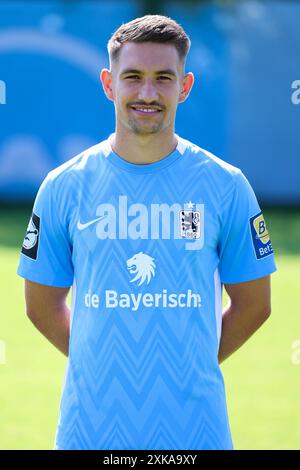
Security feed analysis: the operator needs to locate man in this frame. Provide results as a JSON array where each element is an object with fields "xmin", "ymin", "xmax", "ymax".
[{"xmin": 17, "ymin": 15, "xmax": 276, "ymax": 450}]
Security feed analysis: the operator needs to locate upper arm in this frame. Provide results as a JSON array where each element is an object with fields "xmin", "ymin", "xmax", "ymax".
[
  {"xmin": 17, "ymin": 172, "xmax": 74, "ymax": 288},
  {"xmin": 218, "ymin": 171, "xmax": 276, "ymax": 284},
  {"xmin": 224, "ymin": 274, "xmax": 271, "ymax": 317},
  {"xmin": 25, "ymin": 279, "xmax": 70, "ymax": 318}
]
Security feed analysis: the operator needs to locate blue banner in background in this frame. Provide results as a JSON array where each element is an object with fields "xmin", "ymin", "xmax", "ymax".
[
  {"xmin": 226, "ymin": 1, "xmax": 300, "ymax": 205},
  {"xmin": 0, "ymin": 1, "xmax": 299, "ymax": 204},
  {"xmin": 0, "ymin": 1, "xmax": 137, "ymax": 200},
  {"xmin": 0, "ymin": 1, "xmax": 228, "ymax": 202},
  {"xmin": 166, "ymin": 2, "xmax": 229, "ymax": 162}
]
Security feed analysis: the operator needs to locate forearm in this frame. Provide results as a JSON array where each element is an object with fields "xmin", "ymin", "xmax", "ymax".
[
  {"xmin": 27, "ymin": 304, "xmax": 70, "ymax": 357},
  {"xmin": 218, "ymin": 301, "xmax": 271, "ymax": 364}
]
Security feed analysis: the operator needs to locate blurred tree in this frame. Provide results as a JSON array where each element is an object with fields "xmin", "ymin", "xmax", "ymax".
[
  {"xmin": 139, "ymin": 0, "xmax": 164, "ymax": 15},
  {"xmin": 140, "ymin": 0, "xmax": 237, "ymax": 15},
  {"xmin": 61, "ymin": 0, "xmax": 238, "ymax": 15}
]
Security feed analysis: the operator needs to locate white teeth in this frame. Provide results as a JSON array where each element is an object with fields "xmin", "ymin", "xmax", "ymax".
[{"xmin": 133, "ymin": 107, "xmax": 159, "ymax": 113}]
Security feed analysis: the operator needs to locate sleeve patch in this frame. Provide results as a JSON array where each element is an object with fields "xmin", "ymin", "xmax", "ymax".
[
  {"xmin": 249, "ymin": 212, "xmax": 274, "ymax": 259},
  {"xmin": 21, "ymin": 212, "xmax": 40, "ymax": 260}
]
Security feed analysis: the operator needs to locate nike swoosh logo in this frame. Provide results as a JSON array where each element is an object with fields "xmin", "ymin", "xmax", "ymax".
[{"xmin": 77, "ymin": 215, "xmax": 107, "ymax": 231}]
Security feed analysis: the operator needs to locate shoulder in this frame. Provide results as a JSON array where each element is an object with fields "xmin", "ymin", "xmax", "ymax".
[
  {"xmin": 178, "ymin": 136, "xmax": 252, "ymax": 203},
  {"xmin": 46, "ymin": 139, "xmax": 109, "ymax": 187},
  {"xmin": 180, "ymin": 136, "xmax": 242, "ymax": 180},
  {"xmin": 33, "ymin": 139, "xmax": 110, "ymax": 220}
]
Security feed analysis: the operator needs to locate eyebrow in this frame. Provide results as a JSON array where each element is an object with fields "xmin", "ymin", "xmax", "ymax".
[{"xmin": 120, "ymin": 68, "xmax": 177, "ymax": 77}]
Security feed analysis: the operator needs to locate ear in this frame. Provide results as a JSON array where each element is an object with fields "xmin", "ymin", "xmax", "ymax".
[
  {"xmin": 178, "ymin": 72, "xmax": 194, "ymax": 103},
  {"xmin": 100, "ymin": 68, "xmax": 114, "ymax": 101}
]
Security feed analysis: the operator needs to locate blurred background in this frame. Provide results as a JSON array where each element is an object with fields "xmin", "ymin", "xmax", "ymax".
[{"xmin": 0, "ymin": 0, "xmax": 299, "ymax": 450}]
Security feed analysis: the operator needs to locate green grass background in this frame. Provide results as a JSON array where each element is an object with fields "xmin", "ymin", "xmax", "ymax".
[{"xmin": 0, "ymin": 206, "xmax": 299, "ymax": 449}]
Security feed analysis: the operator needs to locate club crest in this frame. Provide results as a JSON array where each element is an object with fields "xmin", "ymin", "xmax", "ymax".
[{"xmin": 179, "ymin": 210, "xmax": 201, "ymax": 239}]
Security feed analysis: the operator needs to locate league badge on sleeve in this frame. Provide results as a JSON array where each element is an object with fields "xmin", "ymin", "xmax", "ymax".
[
  {"xmin": 250, "ymin": 212, "xmax": 273, "ymax": 259},
  {"xmin": 21, "ymin": 212, "xmax": 40, "ymax": 260}
]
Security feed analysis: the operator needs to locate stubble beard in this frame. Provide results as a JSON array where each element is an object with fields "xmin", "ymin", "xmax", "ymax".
[
  {"xmin": 128, "ymin": 118, "xmax": 164, "ymax": 135},
  {"xmin": 127, "ymin": 109, "xmax": 168, "ymax": 135}
]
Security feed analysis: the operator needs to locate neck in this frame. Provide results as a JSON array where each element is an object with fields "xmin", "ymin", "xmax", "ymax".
[{"xmin": 109, "ymin": 127, "xmax": 178, "ymax": 165}]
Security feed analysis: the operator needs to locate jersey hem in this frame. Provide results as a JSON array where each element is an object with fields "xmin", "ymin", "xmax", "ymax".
[
  {"xmin": 17, "ymin": 266, "xmax": 73, "ymax": 288},
  {"xmin": 220, "ymin": 265, "xmax": 277, "ymax": 284}
]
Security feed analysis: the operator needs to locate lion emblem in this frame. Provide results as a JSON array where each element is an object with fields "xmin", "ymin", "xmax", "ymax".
[{"xmin": 127, "ymin": 252, "xmax": 156, "ymax": 286}]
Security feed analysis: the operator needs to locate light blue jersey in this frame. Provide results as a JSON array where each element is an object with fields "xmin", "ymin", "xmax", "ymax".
[{"xmin": 17, "ymin": 134, "xmax": 276, "ymax": 450}]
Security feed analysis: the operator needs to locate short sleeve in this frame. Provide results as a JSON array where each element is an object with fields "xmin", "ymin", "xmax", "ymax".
[
  {"xmin": 218, "ymin": 170, "xmax": 277, "ymax": 284},
  {"xmin": 17, "ymin": 173, "xmax": 74, "ymax": 287}
]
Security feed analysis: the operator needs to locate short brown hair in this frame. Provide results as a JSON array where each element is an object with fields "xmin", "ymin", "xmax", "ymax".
[{"xmin": 107, "ymin": 15, "xmax": 191, "ymax": 67}]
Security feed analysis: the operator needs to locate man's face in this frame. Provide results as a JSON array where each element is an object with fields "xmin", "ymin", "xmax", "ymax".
[{"xmin": 103, "ymin": 42, "xmax": 192, "ymax": 136}]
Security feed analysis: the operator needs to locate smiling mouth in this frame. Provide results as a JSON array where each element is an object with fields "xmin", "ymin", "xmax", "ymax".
[{"xmin": 129, "ymin": 105, "xmax": 163, "ymax": 115}]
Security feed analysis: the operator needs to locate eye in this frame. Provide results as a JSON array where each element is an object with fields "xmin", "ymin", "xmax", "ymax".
[
  {"xmin": 158, "ymin": 76, "xmax": 172, "ymax": 81},
  {"xmin": 125, "ymin": 75, "xmax": 140, "ymax": 80}
]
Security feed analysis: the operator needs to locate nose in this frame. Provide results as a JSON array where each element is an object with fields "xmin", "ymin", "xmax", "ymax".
[{"xmin": 137, "ymin": 78, "xmax": 159, "ymax": 102}]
